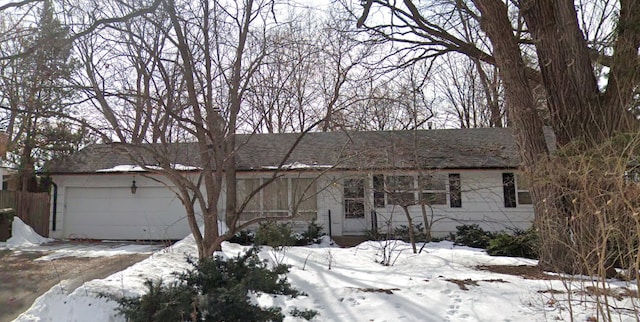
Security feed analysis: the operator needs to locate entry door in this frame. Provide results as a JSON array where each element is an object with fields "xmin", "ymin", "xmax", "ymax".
[{"xmin": 343, "ymin": 178, "xmax": 367, "ymax": 234}]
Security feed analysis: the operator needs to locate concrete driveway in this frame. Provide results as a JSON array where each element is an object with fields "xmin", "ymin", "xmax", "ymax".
[{"xmin": 0, "ymin": 241, "xmax": 164, "ymax": 321}]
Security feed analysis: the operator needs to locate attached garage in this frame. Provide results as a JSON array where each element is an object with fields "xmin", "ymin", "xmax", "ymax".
[{"xmin": 59, "ymin": 180, "xmax": 194, "ymax": 240}]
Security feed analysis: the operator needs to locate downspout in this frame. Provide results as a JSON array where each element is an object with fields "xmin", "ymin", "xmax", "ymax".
[
  {"xmin": 327, "ymin": 209, "xmax": 332, "ymax": 238},
  {"xmin": 51, "ymin": 181, "xmax": 57, "ymax": 231}
]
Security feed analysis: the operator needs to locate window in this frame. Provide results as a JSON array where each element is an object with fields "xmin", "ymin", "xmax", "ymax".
[
  {"xmin": 264, "ymin": 178, "xmax": 289, "ymax": 215},
  {"xmin": 291, "ymin": 178, "xmax": 317, "ymax": 220},
  {"xmin": 503, "ymin": 173, "xmax": 516, "ymax": 208},
  {"xmin": 236, "ymin": 178, "xmax": 261, "ymax": 220},
  {"xmin": 236, "ymin": 177, "xmax": 317, "ymax": 220},
  {"xmin": 503, "ymin": 173, "xmax": 531, "ymax": 207},
  {"xmin": 418, "ymin": 174, "xmax": 447, "ymax": 205},
  {"xmin": 449, "ymin": 174, "xmax": 462, "ymax": 208},
  {"xmin": 344, "ymin": 178, "xmax": 365, "ymax": 218},
  {"xmin": 381, "ymin": 173, "xmax": 457, "ymax": 207},
  {"xmin": 516, "ymin": 174, "xmax": 532, "ymax": 205},
  {"xmin": 386, "ymin": 175, "xmax": 415, "ymax": 205}
]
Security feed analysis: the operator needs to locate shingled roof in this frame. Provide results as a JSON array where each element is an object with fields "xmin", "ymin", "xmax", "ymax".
[{"xmin": 47, "ymin": 127, "xmax": 556, "ymax": 174}]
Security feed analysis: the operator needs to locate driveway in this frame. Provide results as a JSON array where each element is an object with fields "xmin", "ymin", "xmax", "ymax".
[{"xmin": 0, "ymin": 241, "xmax": 164, "ymax": 321}]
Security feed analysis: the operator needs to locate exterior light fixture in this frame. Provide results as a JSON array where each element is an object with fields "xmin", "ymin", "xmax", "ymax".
[{"xmin": 130, "ymin": 177, "xmax": 138, "ymax": 194}]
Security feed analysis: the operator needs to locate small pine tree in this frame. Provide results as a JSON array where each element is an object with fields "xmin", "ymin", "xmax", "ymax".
[{"xmin": 108, "ymin": 247, "xmax": 315, "ymax": 322}]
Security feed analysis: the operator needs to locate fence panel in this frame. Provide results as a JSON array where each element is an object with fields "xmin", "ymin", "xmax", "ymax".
[{"xmin": 0, "ymin": 191, "xmax": 50, "ymax": 237}]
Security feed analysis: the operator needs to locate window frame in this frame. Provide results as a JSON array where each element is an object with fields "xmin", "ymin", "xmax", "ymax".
[
  {"xmin": 236, "ymin": 177, "xmax": 317, "ymax": 220},
  {"xmin": 385, "ymin": 175, "xmax": 416, "ymax": 206},
  {"xmin": 382, "ymin": 173, "xmax": 457, "ymax": 208},
  {"xmin": 503, "ymin": 172, "xmax": 531, "ymax": 207},
  {"xmin": 418, "ymin": 174, "xmax": 448, "ymax": 206}
]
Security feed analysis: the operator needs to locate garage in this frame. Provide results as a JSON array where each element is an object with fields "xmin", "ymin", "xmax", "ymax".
[{"xmin": 63, "ymin": 186, "xmax": 193, "ymax": 240}]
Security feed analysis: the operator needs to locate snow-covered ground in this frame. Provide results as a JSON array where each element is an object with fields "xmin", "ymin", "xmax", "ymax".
[
  {"xmin": 0, "ymin": 218, "xmax": 162, "ymax": 260},
  {"xmin": 8, "ymin": 233, "xmax": 639, "ymax": 322}
]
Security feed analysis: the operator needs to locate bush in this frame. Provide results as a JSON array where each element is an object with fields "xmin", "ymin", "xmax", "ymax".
[
  {"xmin": 365, "ymin": 224, "xmax": 436, "ymax": 242},
  {"xmin": 364, "ymin": 228, "xmax": 387, "ymax": 241},
  {"xmin": 299, "ymin": 219, "xmax": 325, "ymax": 245},
  {"xmin": 487, "ymin": 228, "xmax": 538, "ymax": 259},
  {"xmin": 228, "ymin": 230, "xmax": 255, "ymax": 245},
  {"xmin": 290, "ymin": 307, "xmax": 319, "ymax": 321},
  {"xmin": 393, "ymin": 224, "xmax": 428, "ymax": 243},
  {"xmin": 254, "ymin": 222, "xmax": 298, "ymax": 248},
  {"xmin": 248, "ymin": 220, "xmax": 325, "ymax": 248},
  {"xmin": 452, "ymin": 224, "xmax": 494, "ymax": 249},
  {"xmin": 108, "ymin": 247, "xmax": 315, "ymax": 322}
]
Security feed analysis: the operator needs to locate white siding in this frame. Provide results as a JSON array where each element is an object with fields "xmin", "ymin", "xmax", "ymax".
[
  {"xmin": 50, "ymin": 174, "xmax": 203, "ymax": 240},
  {"xmin": 50, "ymin": 169, "xmax": 533, "ymax": 240},
  {"xmin": 369, "ymin": 170, "xmax": 533, "ymax": 237}
]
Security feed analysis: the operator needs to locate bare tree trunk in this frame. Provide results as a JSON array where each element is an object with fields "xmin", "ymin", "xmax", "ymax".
[
  {"xmin": 401, "ymin": 205, "xmax": 417, "ymax": 254},
  {"xmin": 520, "ymin": 0, "xmax": 638, "ymax": 145},
  {"xmin": 419, "ymin": 203, "xmax": 432, "ymax": 242},
  {"xmin": 473, "ymin": 0, "xmax": 569, "ymax": 271}
]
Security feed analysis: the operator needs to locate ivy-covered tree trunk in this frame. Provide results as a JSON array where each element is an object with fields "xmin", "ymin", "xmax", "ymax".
[
  {"xmin": 472, "ymin": 0, "xmax": 572, "ymax": 272},
  {"xmin": 473, "ymin": 0, "xmax": 640, "ymax": 272}
]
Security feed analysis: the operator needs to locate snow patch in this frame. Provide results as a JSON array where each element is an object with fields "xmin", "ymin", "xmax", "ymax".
[
  {"xmin": 96, "ymin": 164, "xmax": 201, "ymax": 172},
  {"xmin": 6, "ymin": 217, "xmax": 53, "ymax": 247},
  {"xmin": 261, "ymin": 161, "xmax": 333, "ymax": 170}
]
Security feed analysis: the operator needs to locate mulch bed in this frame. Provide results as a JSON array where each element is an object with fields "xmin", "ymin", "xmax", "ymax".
[{"xmin": 476, "ymin": 265, "xmax": 559, "ymax": 280}]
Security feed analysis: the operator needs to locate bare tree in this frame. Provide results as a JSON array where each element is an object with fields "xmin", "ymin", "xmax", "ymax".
[
  {"xmin": 242, "ymin": 14, "xmax": 322, "ymax": 133},
  {"xmin": 74, "ymin": 0, "xmax": 330, "ymax": 259},
  {"xmin": 436, "ymin": 54, "xmax": 504, "ymax": 128},
  {"xmin": 0, "ymin": 0, "xmax": 164, "ymax": 61}
]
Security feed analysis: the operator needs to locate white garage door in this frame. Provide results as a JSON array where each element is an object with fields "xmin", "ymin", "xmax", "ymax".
[{"xmin": 64, "ymin": 186, "xmax": 195, "ymax": 240}]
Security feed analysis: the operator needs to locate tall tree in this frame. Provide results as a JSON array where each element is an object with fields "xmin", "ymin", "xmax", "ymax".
[
  {"xmin": 0, "ymin": 0, "xmax": 77, "ymax": 191},
  {"xmin": 0, "ymin": 0, "xmax": 164, "ymax": 61},
  {"xmin": 76, "ymin": 0, "xmax": 326, "ymax": 259},
  {"xmin": 355, "ymin": 0, "xmax": 640, "ymax": 271}
]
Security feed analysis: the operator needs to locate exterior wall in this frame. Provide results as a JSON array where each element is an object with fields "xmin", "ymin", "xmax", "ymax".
[
  {"xmin": 365, "ymin": 169, "xmax": 533, "ymax": 236},
  {"xmin": 316, "ymin": 174, "xmax": 344, "ymax": 237},
  {"xmin": 51, "ymin": 169, "xmax": 533, "ymax": 240},
  {"xmin": 51, "ymin": 172, "xmax": 333, "ymax": 240},
  {"xmin": 49, "ymin": 173, "xmax": 207, "ymax": 240},
  {"xmin": 233, "ymin": 172, "xmax": 335, "ymax": 233}
]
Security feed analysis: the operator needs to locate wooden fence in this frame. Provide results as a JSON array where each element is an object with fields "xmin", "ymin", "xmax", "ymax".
[{"xmin": 0, "ymin": 191, "xmax": 50, "ymax": 237}]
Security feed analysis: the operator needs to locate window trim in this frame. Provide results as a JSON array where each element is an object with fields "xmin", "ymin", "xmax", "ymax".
[
  {"xmin": 382, "ymin": 173, "xmax": 458, "ymax": 208},
  {"xmin": 418, "ymin": 174, "xmax": 448, "ymax": 206},
  {"xmin": 236, "ymin": 177, "xmax": 317, "ymax": 220},
  {"xmin": 503, "ymin": 172, "xmax": 531, "ymax": 207}
]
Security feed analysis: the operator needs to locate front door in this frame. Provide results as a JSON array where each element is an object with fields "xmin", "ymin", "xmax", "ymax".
[{"xmin": 343, "ymin": 178, "xmax": 367, "ymax": 234}]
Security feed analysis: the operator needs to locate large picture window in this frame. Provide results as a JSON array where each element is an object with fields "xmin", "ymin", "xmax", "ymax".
[
  {"xmin": 373, "ymin": 174, "xmax": 385, "ymax": 208},
  {"xmin": 236, "ymin": 177, "xmax": 317, "ymax": 220},
  {"xmin": 291, "ymin": 178, "xmax": 317, "ymax": 220},
  {"xmin": 264, "ymin": 178, "xmax": 289, "ymax": 215}
]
